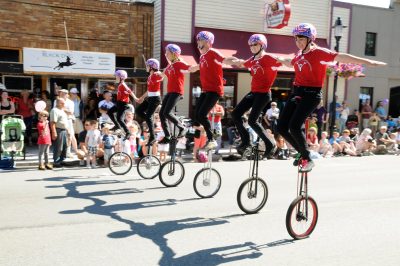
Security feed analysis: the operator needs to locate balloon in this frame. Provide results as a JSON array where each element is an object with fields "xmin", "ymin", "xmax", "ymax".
[
  {"xmin": 383, "ymin": 98, "xmax": 389, "ymax": 105},
  {"xmin": 35, "ymin": 100, "xmax": 46, "ymax": 112}
]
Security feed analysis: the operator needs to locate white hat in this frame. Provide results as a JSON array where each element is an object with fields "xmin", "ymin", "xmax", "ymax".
[
  {"xmin": 69, "ymin": 88, "xmax": 79, "ymax": 94},
  {"xmin": 58, "ymin": 89, "xmax": 68, "ymax": 93}
]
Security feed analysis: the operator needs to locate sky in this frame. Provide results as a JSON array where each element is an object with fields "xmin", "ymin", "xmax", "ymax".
[{"xmin": 337, "ymin": 0, "xmax": 391, "ymax": 8}]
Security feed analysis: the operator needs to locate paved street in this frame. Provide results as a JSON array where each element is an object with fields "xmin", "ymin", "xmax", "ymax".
[{"xmin": 1, "ymin": 155, "xmax": 399, "ymax": 266}]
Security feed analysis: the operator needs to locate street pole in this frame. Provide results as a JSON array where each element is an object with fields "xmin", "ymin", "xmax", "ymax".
[
  {"xmin": 329, "ymin": 17, "xmax": 346, "ymax": 137},
  {"xmin": 329, "ymin": 35, "xmax": 341, "ymax": 137}
]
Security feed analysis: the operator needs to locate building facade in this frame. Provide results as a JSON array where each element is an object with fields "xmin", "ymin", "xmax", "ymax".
[
  {"xmin": 339, "ymin": 0, "xmax": 400, "ymax": 118},
  {"xmin": 155, "ymin": 0, "xmax": 336, "ymax": 117},
  {"xmin": 0, "ymin": 0, "xmax": 154, "ymax": 100}
]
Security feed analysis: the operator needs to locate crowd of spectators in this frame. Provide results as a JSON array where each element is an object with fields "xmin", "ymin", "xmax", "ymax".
[{"xmin": 1, "ymin": 86, "xmax": 399, "ymax": 169}]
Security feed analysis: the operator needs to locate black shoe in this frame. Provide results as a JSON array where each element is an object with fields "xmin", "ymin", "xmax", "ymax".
[
  {"xmin": 159, "ymin": 137, "xmax": 171, "ymax": 144},
  {"xmin": 293, "ymin": 153, "xmax": 301, "ymax": 166},
  {"xmin": 177, "ymin": 127, "xmax": 188, "ymax": 138},
  {"xmin": 236, "ymin": 143, "xmax": 250, "ymax": 155}
]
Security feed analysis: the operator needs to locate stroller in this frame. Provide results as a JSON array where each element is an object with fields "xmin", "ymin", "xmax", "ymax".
[{"xmin": 0, "ymin": 115, "xmax": 26, "ymax": 168}]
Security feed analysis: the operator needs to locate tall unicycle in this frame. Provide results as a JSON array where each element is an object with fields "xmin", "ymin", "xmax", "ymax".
[
  {"xmin": 193, "ymin": 113, "xmax": 221, "ymax": 198},
  {"xmin": 237, "ymin": 135, "xmax": 268, "ymax": 214},
  {"xmin": 137, "ymin": 141, "xmax": 161, "ymax": 179},
  {"xmin": 286, "ymin": 159, "xmax": 318, "ymax": 240},
  {"xmin": 159, "ymin": 112, "xmax": 185, "ymax": 187}
]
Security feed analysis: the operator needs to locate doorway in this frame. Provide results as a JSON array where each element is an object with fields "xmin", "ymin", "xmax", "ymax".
[{"xmin": 389, "ymin": 86, "xmax": 400, "ymax": 118}]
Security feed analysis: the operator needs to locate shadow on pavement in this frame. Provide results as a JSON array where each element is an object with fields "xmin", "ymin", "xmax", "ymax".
[{"xmin": 32, "ymin": 175, "xmax": 292, "ymax": 265}]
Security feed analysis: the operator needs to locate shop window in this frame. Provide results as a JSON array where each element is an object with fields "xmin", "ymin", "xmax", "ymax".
[
  {"xmin": 0, "ymin": 49, "xmax": 20, "ymax": 62},
  {"xmin": 365, "ymin": 32, "xmax": 376, "ymax": 56},
  {"xmin": 2, "ymin": 75, "xmax": 33, "ymax": 92},
  {"xmin": 116, "ymin": 56, "xmax": 134, "ymax": 68}
]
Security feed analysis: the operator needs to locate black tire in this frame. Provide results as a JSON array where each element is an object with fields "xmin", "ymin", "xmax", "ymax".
[
  {"xmin": 286, "ymin": 195, "xmax": 318, "ymax": 240},
  {"xmin": 159, "ymin": 160, "xmax": 185, "ymax": 187},
  {"xmin": 137, "ymin": 155, "xmax": 161, "ymax": 179},
  {"xmin": 193, "ymin": 168, "xmax": 222, "ymax": 198},
  {"xmin": 108, "ymin": 152, "xmax": 132, "ymax": 175},
  {"xmin": 237, "ymin": 177, "xmax": 268, "ymax": 214}
]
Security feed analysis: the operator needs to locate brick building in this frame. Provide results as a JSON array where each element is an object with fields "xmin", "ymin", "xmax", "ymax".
[{"xmin": 0, "ymin": 0, "xmax": 154, "ymax": 100}]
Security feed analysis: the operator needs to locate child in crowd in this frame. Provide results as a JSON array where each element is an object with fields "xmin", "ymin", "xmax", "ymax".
[
  {"xmin": 37, "ymin": 111, "xmax": 52, "ymax": 170},
  {"xmin": 356, "ymin": 128, "xmax": 376, "ymax": 155},
  {"xmin": 275, "ymin": 134, "xmax": 289, "ymax": 160},
  {"xmin": 306, "ymin": 127, "xmax": 319, "ymax": 153},
  {"xmin": 329, "ymin": 131, "xmax": 343, "ymax": 155},
  {"xmin": 318, "ymin": 131, "xmax": 333, "ymax": 157},
  {"xmin": 339, "ymin": 129, "xmax": 357, "ymax": 156},
  {"xmin": 128, "ymin": 123, "xmax": 139, "ymax": 159},
  {"xmin": 368, "ymin": 112, "xmax": 380, "ymax": 135},
  {"xmin": 85, "ymin": 120, "xmax": 101, "ymax": 168},
  {"xmin": 101, "ymin": 124, "xmax": 116, "ymax": 167}
]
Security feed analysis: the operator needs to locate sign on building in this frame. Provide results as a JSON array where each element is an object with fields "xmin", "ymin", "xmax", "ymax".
[
  {"xmin": 265, "ymin": 0, "xmax": 291, "ymax": 29},
  {"xmin": 23, "ymin": 48, "xmax": 115, "ymax": 76}
]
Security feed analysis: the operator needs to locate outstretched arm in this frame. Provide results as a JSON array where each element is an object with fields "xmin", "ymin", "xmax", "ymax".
[
  {"xmin": 223, "ymin": 56, "xmax": 242, "ymax": 67},
  {"xmin": 276, "ymin": 57, "xmax": 293, "ymax": 68},
  {"xmin": 188, "ymin": 64, "xmax": 199, "ymax": 73},
  {"xmin": 336, "ymin": 53, "xmax": 386, "ymax": 66}
]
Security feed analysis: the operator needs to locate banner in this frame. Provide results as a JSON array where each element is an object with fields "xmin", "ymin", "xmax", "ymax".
[
  {"xmin": 265, "ymin": 0, "xmax": 291, "ymax": 29},
  {"xmin": 23, "ymin": 48, "xmax": 115, "ymax": 76}
]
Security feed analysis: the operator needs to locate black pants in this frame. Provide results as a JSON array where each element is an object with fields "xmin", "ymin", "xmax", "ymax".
[
  {"xmin": 277, "ymin": 86, "xmax": 322, "ymax": 160},
  {"xmin": 232, "ymin": 92, "xmax": 274, "ymax": 153},
  {"xmin": 194, "ymin": 92, "xmax": 220, "ymax": 141},
  {"xmin": 107, "ymin": 101, "xmax": 131, "ymax": 135},
  {"xmin": 136, "ymin": 96, "xmax": 161, "ymax": 140},
  {"xmin": 159, "ymin": 93, "xmax": 183, "ymax": 137}
]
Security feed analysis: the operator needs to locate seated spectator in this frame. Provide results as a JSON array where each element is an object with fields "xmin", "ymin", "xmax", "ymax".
[
  {"xmin": 356, "ymin": 128, "xmax": 376, "ymax": 155},
  {"xmin": 306, "ymin": 127, "xmax": 319, "ymax": 153},
  {"xmin": 319, "ymin": 131, "xmax": 333, "ymax": 157},
  {"xmin": 76, "ymin": 121, "xmax": 104, "ymax": 166},
  {"xmin": 274, "ymin": 134, "xmax": 289, "ymax": 160},
  {"xmin": 329, "ymin": 131, "xmax": 343, "ymax": 155},
  {"xmin": 338, "ymin": 129, "xmax": 357, "ymax": 156},
  {"xmin": 349, "ymin": 127, "xmax": 360, "ymax": 142},
  {"xmin": 386, "ymin": 116, "xmax": 397, "ymax": 132},
  {"xmin": 396, "ymin": 127, "xmax": 400, "ymax": 149},
  {"xmin": 374, "ymin": 126, "xmax": 396, "ymax": 154},
  {"xmin": 388, "ymin": 132, "xmax": 399, "ymax": 154}
]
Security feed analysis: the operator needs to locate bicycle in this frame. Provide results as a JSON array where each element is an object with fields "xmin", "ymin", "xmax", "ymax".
[
  {"xmin": 193, "ymin": 113, "xmax": 222, "ymax": 198},
  {"xmin": 236, "ymin": 136, "xmax": 269, "ymax": 214},
  {"xmin": 159, "ymin": 110, "xmax": 185, "ymax": 187},
  {"xmin": 285, "ymin": 159, "xmax": 318, "ymax": 240},
  {"xmin": 108, "ymin": 133, "xmax": 132, "ymax": 175},
  {"xmin": 136, "ymin": 139, "xmax": 161, "ymax": 179}
]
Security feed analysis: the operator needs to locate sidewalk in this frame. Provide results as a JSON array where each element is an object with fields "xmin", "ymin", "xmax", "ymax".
[{"xmin": 5, "ymin": 144, "xmax": 235, "ymax": 169}]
